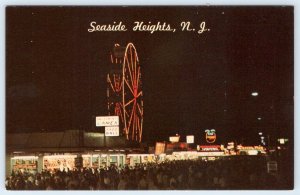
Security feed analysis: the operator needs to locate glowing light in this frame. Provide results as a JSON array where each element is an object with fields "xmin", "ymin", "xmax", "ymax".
[
  {"xmin": 205, "ymin": 129, "xmax": 216, "ymax": 143},
  {"xmin": 257, "ymin": 117, "xmax": 262, "ymax": 120},
  {"xmin": 12, "ymin": 156, "xmax": 38, "ymax": 159},
  {"xmin": 186, "ymin": 135, "xmax": 194, "ymax": 144},
  {"xmin": 43, "ymin": 155, "xmax": 76, "ymax": 159},
  {"xmin": 13, "ymin": 151, "xmax": 24, "ymax": 154},
  {"xmin": 169, "ymin": 136, "xmax": 180, "ymax": 143},
  {"xmin": 258, "ymin": 132, "xmax": 263, "ymax": 135},
  {"xmin": 247, "ymin": 150, "xmax": 258, "ymax": 155},
  {"xmin": 198, "ymin": 152, "xmax": 224, "ymax": 156},
  {"xmin": 82, "ymin": 154, "xmax": 100, "ymax": 158},
  {"xmin": 279, "ymin": 138, "xmax": 285, "ymax": 144},
  {"xmin": 251, "ymin": 92, "xmax": 259, "ymax": 96}
]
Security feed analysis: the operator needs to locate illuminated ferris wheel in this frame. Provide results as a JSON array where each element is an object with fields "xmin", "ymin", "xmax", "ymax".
[{"xmin": 107, "ymin": 43, "xmax": 143, "ymax": 142}]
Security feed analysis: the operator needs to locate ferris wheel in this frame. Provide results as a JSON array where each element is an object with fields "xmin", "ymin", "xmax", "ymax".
[{"xmin": 107, "ymin": 43, "xmax": 143, "ymax": 142}]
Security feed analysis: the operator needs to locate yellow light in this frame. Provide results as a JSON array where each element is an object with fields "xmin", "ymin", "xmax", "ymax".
[
  {"xmin": 12, "ymin": 156, "xmax": 38, "ymax": 159},
  {"xmin": 247, "ymin": 150, "xmax": 258, "ymax": 155},
  {"xmin": 279, "ymin": 139, "xmax": 285, "ymax": 144},
  {"xmin": 43, "ymin": 155, "xmax": 76, "ymax": 159}
]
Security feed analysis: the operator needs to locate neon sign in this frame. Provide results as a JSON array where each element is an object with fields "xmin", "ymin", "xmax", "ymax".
[{"xmin": 205, "ymin": 129, "xmax": 216, "ymax": 143}]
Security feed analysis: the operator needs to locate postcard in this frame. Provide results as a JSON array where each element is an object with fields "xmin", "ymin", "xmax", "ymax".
[{"xmin": 5, "ymin": 6, "xmax": 294, "ymax": 190}]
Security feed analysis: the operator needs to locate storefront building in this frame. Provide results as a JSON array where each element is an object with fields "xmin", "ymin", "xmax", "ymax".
[{"xmin": 6, "ymin": 130, "xmax": 143, "ymax": 176}]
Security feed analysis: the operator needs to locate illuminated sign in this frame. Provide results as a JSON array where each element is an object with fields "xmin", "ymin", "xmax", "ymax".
[
  {"xmin": 279, "ymin": 139, "xmax": 284, "ymax": 144},
  {"xmin": 198, "ymin": 145, "xmax": 221, "ymax": 151},
  {"xmin": 155, "ymin": 142, "xmax": 166, "ymax": 155},
  {"xmin": 105, "ymin": 126, "xmax": 119, "ymax": 136},
  {"xmin": 237, "ymin": 145, "xmax": 242, "ymax": 150},
  {"xmin": 169, "ymin": 136, "xmax": 180, "ymax": 143},
  {"xmin": 96, "ymin": 116, "xmax": 119, "ymax": 127},
  {"xmin": 240, "ymin": 146, "xmax": 255, "ymax": 150},
  {"xmin": 43, "ymin": 155, "xmax": 76, "ymax": 170},
  {"xmin": 247, "ymin": 150, "xmax": 258, "ymax": 155},
  {"xmin": 237, "ymin": 145, "xmax": 266, "ymax": 155},
  {"xmin": 186, "ymin": 135, "xmax": 194, "ymax": 144},
  {"xmin": 11, "ymin": 156, "xmax": 39, "ymax": 171},
  {"xmin": 220, "ymin": 145, "xmax": 225, "ymax": 150},
  {"xmin": 278, "ymin": 138, "xmax": 288, "ymax": 144},
  {"xmin": 11, "ymin": 156, "xmax": 38, "ymax": 160},
  {"xmin": 165, "ymin": 142, "xmax": 188, "ymax": 154},
  {"xmin": 205, "ymin": 129, "xmax": 216, "ymax": 143},
  {"xmin": 239, "ymin": 146, "xmax": 265, "ymax": 151},
  {"xmin": 198, "ymin": 152, "xmax": 224, "ymax": 156}
]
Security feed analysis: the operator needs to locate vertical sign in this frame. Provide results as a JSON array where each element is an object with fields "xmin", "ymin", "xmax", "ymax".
[
  {"xmin": 186, "ymin": 135, "xmax": 194, "ymax": 144},
  {"xmin": 155, "ymin": 142, "xmax": 166, "ymax": 155}
]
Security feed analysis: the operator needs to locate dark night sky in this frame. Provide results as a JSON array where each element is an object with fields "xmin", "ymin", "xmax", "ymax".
[{"xmin": 6, "ymin": 6, "xmax": 293, "ymax": 145}]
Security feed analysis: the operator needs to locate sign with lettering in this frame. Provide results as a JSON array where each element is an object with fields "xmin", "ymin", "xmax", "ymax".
[
  {"xmin": 199, "ymin": 145, "xmax": 221, "ymax": 151},
  {"xmin": 105, "ymin": 126, "xmax": 119, "ymax": 136},
  {"xmin": 239, "ymin": 146, "xmax": 265, "ymax": 151},
  {"xmin": 169, "ymin": 136, "xmax": 180, "ymax": 143},
  {"xmin": 96, "ymin": 116, "xmax": 119, "ymax": 127},
  {"xmin": 186, "ymin": 135, "xmax": 194, "ymax": 144}
]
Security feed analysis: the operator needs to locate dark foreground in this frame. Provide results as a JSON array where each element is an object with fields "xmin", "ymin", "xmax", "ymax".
[{"xmin": 6, "ymin": 156, "xmax": 293, "ymax": 190}]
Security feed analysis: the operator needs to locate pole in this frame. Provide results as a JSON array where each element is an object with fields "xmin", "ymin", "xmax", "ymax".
[{"xmin": 104, "ymin": 128, "xmax": 106, "ymax": 148}]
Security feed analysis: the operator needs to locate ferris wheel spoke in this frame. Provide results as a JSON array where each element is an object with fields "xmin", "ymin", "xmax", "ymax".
[
  {"xmin": 119, "ymin": 111, "xmax": 124, "ymax": 123},
  {"xmin": 124, "ymin": 78, "xmax": 134, "ymax": 95},
  {"xmin": 135, "ymin": 106, "xmax": 138, "ymax": 140},
  {"xmin": 110, "ymin": 53, "xmax": 114, "ymax": 63},
  {"xmin": 140, "ymin": 119, "xmax": 143, "ymax": 141},
  {"xmin": 138, "ymin": 118, "xmax": 142, "ymax": 142},
  {"xmin": 136, "ymin": 116, "xmax": 140, "ymax": 134},
  {"xmin": 125, "ymin": 56, "xmax": 135, "ymax": 87},
  {"xmin": 107, "ymin": 75, "xmax": 116, "ymax": 92},
  {"xmin": 133, "ymin": 52, "xmax": 137, "ymax": 87},
  {"xmin": 136, "ymin": 67, "xmax": 140, "ymax": 90},
  {"xmin": 127, "ymin": 107, "xmax": 135, "ymax": 133},
  {"xmin": 134, "ymin": 110, "xmax": 138, "ymax": 141},
  {"xmin": 137, "ymin": 102, "xmax": 143, "ymax": 116},
  {"xmin": 116, "ymin": 103, "xmax": 124, "ymax": 123},
  {"xmin": 124, "ymin": 97, "xmax": 135, "ymax": 107},
  {"xmin": 129, "ymin": 47, "xmax": 136, "ymax": 85},
  {"xmin": 132, "ymin": 112, "xmax": 135, "ymax": 140},
  {"xmin": 138, "ymin": 119, "xmax": 141, "ymax": 141},
  {"xmin": 136, "ymin": 91, "xmax": 142, "ymax": 98},
  {"xmin": 124, "ymin": 106, "xmax": 129, "ymax": 117},
  {"xmin": 131, "ymin": 110, "xmax": 135, "ymax": 140},
  {"xmin": 113, "ymin": 74, "xmax": 122, "ymax": 92},
  {"xmin": 134, "ymin": 52, "xmax": 139, "ymax": 62}
]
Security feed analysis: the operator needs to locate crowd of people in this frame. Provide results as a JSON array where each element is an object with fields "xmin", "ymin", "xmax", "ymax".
[{"xmin": 6, "ymin": 156, "xmax": 284, "ymax": 190}]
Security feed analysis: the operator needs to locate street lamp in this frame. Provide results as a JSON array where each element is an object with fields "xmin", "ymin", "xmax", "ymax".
[{"xmin": 251, "ymin": 92, "xmax": 259, "ymax": 96}]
